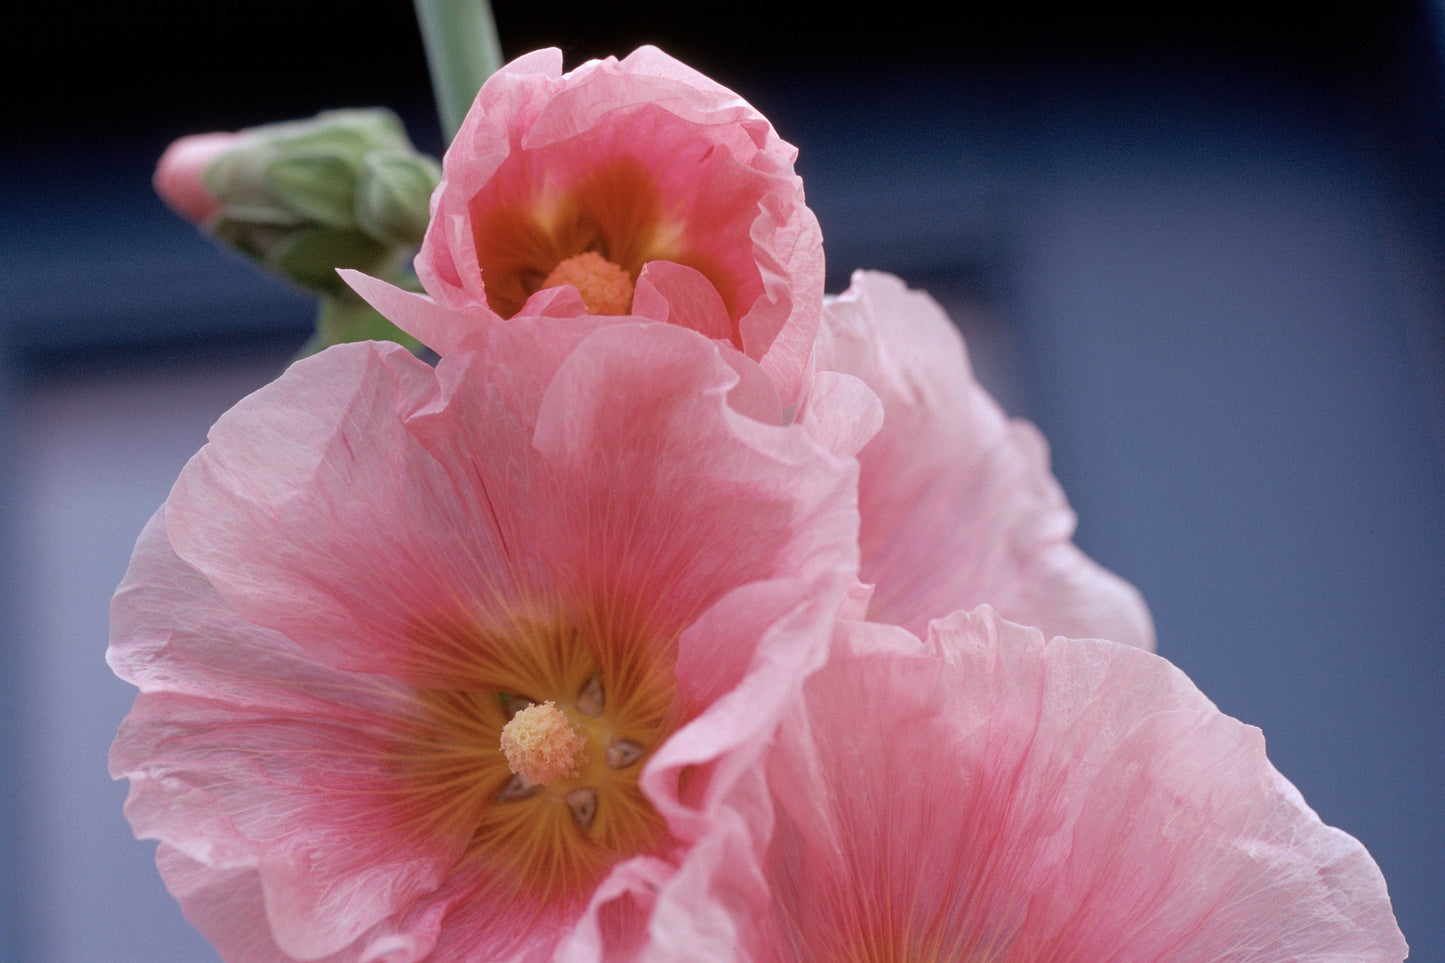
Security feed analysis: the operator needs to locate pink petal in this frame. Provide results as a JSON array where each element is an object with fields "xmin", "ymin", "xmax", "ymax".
[
  {"xmin": 526, "ymin": 322, "xmax": 857, "ymax": 641},
  {"xmin": 632, "ymin": 260, "xmax": 735, "ymax": 343},
  {"xmin": 156, "ymin": 846, "xmax": 450, "ymax": 963},
  {"xmin": 815, "ymin": 270, "xmax": 1155, "ymax": 648},
  {"xmin": 111, "ymin": 515, "xmax": 466, "ymax": 959},
  {"xmin": 796, "ymin": 370, "xmax": 884, "ymax": 459},
  {"xmin": 716, "ymin": 607, "xmax": 1406, "ymax": 961},
  {"xmin": 163, "ymin": 341, "xmax": 482, "ymax": 679}
]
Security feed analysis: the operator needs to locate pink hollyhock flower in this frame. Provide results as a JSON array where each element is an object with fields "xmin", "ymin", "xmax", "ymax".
[
  {"xmin": 344, "ymin": 46, "xmax": 824, "ymax": 402},
  {"xmin": 808, "ymin": 270, "xmax": 1155, "ymax": 648},
  {"xmin": 108, "ymin": 320, "xmax": 859, "ymax": 961},
  {"xmin": 664, "ymin": 607, "xmax": 1406, "ymax": 961}
]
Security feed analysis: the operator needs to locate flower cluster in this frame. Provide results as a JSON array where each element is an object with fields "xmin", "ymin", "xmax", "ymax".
[{"xmin": 117, "ymin": 47, "xmax": 1405, "ymax": 961}]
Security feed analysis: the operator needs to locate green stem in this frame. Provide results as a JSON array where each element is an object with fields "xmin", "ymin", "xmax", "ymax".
[{"xmin": 412, "ymin": 0, "xmax": 503, "ymax": 144}]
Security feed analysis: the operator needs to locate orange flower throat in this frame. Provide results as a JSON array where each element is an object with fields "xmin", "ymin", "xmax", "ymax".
[{"xmin": 394, "ymin": 609, "xmax": 678, "ymax": 907}]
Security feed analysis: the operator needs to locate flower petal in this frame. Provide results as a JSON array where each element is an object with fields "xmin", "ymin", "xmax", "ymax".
[
  {"xmin": 632, "ymin": 260, "xmax": 735, "ymax": 343},
  {"xmin": 721, "ymin": 607, "xmax": 1406, "ymax": 961},
  {"xmin": 156, "ymin": 845, "xmax": 452, "ymax": 963},
  {"xmin": 111, "ymin": 513, "xmax": 466, "ymax": 959},
  {"xmin": 816, "ymin": 270, "xmax": 1155, "ymax": 648}
]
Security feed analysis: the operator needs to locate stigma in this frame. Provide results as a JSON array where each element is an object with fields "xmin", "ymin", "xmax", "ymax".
[
  {"xmin": 541, "ymin": 251, "xmax": 635, "ymax": 315},
  {"xmin": 499, "ymin": 701, "xmax": 585, "ymax": 785}
]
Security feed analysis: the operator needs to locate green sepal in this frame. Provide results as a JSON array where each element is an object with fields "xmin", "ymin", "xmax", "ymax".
[
  {"xmin": 269, "ymin": 227, "xmax": 394, "ymax": 296},
  {"xmin": 265, "ymin": 151, "xmax": 361, "ymax": 227},
  {"xmin": 355, "ymin": 151, "xmax": 441, "ymax": 246},
  {"xmin": 299, "ymin": 287, "xmax": 424, "ymax": 359}
]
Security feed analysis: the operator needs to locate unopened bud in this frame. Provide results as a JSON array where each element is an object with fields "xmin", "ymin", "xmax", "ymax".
[
  {"xmin": 153, "ymin": 109, "xmax": 439, "ymax": 296},
  {"xmin": 356, "ymin": 151, "xmax": 442, "ymax": 247}
]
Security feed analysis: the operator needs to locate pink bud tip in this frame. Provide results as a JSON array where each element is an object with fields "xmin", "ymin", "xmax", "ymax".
[{"xmin": 153, "ymin": 132, "xmax": 237, "ymax": 225}]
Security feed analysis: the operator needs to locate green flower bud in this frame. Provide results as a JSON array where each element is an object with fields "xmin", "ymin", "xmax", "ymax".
[
  {"xmin": 355, "ymin": 151, "xmax": 442, "ymax": 247},
  {"xmin": 162, "ymin": 109, "xmax": 439, "ymax": 297}
]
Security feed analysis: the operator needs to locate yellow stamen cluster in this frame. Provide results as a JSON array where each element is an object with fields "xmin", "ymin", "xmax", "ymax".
[{"xmin": 499, "ymin": 701, "xmax": 585, "ymax": 785}]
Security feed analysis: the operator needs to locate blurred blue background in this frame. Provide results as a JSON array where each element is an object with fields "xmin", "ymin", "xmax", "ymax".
[{"xmin": 2, "ymin": 2, "xmax": 1441, "ymax": 959}]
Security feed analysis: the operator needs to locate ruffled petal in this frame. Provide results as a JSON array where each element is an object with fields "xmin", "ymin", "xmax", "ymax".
[
  {"xmin": 717, "ymin": 607, "xmax": 1405, "ymax": 962},
  {"xmin": 156, "ymin": 846, "xmax": 453, "ymax": 963},
  {"xmin": 111, "ymin": 513, "xmax": 465, "ymax": 959},
  {"xmin": 815, "ymin": 270, "xmax": 1155, "ymax": 649}
]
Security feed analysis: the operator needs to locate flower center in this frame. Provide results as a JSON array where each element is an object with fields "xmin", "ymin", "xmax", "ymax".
[
  {"xmin": 540, "ymin": 251, "xmax": 634, "ymax": 315},
  {"xmin": 470, "ymin": 156, "xmax": 685, "ymax": 319},
  {"xmin": 396, "ymin": 609, "xmax": 677, "ymax": 905},
  {"xmin": 499, "ymin": 701, "xmax": 585, "ymax": 785}
]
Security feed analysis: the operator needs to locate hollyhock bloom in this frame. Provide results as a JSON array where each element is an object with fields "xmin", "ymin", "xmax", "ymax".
[
  {"xmin": 808, "ymin": 270, "xmax": 1155, "ymax": 648},
  {"xmin": 108, "ymin": 320, "xmax": 859, "ymax": 961},
  {"xmin": 666, "ymin": 607, "xmax": 1406, "ymax": 962},
  {"xmin": 344, "ymin": 45, "xmax": 824, "ymax": 401}
]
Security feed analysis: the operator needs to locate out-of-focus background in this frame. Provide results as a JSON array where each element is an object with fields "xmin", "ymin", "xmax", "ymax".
[{"xmin": 2, "ymin": 2, "xmax": 1441, "ymax": 959}]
